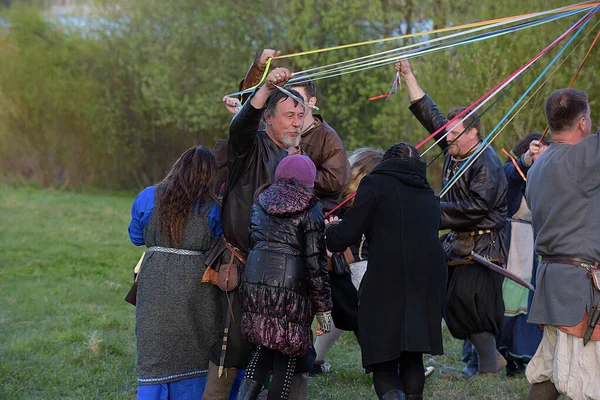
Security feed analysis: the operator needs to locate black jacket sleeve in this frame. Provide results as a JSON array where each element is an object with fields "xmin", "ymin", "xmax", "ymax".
[
  {"xmin": 408, "ymin": 94, "xmax": 449, "ymax": 152},
  {"xmin": 303, "ymin": 204, "xmax": 333, "ymax": 314},
  {"xmin": 228, "ymin": 92, "xmax": 263, "ymax": 157},
  {"xmin": 440, "ymin": 162, "xmax": 502, "ymax": 230},
  {"xmin": 326, "ymin": 176, "xmax": 377, "ymax": 252}
]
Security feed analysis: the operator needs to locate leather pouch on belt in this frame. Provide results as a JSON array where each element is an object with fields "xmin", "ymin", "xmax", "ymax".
[
  {"xmin": 218, "ymin": 252, "xmax": 240, "ymax": 292},
  {"xmin": 203, "ymin": 237, "xmax": 226, "ymax": 286}
]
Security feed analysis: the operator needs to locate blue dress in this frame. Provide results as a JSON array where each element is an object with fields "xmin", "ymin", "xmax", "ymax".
[{"xmin": 129, "ymin": 186, "xmax": 243, "ymax": 400}]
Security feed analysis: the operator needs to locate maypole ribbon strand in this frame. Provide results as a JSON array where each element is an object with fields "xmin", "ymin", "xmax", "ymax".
[
  {"xmin": 540, "ymin": 28, "xmax": 600, "ymax": 140},
  {"xmin": 425, "ymin": 71, "xmax": 531, "ymax": 168},
  {"xmin": 288, "ymin": 6, "xmax": 589, "ymax": 86},
  {"xmin": 367, "ymin": 6, "xmax": 594, "ymax": 101},
  {"xmin": 415, "ymin": 5, "xmax": 598, "ymax": 153},
  {"xmin": 276, "ymin": 2, "xmax": 599, "ymax": 59},
  {"xmin": 225, "ymin": 2, "xmax": 597, "ymax": 98},
  {"xmin": 292, "ymin": 6, "xmax": 583, "ymax": 83},
  {"xmin": 425, "ymin": 22, "xmax": 597, "ymax": 169},
  {"xmin": 438, "ymin": 5, "xmax": 600, "ymax": 198},
  {"xmin": 502, "ymin": 149, "xmax": 528, "ymax": 182},
  {"xmin": 324, "ymin": 193, "xmax": 357, "ymax": 219},
  {"xmin": 294, "ymin": 3, "xmax": 591, "ymax": 78},
  {"xmin": 439, "ymin": 6, "xmax": 599, "ymax": 198}
]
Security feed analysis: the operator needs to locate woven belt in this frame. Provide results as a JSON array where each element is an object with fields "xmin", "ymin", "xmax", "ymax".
[
  {"xmin": 450, "ymin": 229, "xmax": 495, "ymax": 238},
  {"xmin": 540, "ymin": 256, "xmax": 599, "ymax": 271},
  {"xmin": 148, "ymin": 246, "xmax": 203, "ymax": 256},
  {"xmin": 467, "ymin": 229, "xmax": 495, "ymax": 236}
]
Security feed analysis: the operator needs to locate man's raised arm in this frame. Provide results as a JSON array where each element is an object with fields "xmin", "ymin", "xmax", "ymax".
[
  {"xmin": 239, "ymin": 49, "xmax": 281, "ymax": 103},
  {"xmin": 396, "ymin": 60, "xmax": 449, "ymax": 151},
  {"xmin": 229, "ymin": 67, "xmax": 292, "ymax": 157}
]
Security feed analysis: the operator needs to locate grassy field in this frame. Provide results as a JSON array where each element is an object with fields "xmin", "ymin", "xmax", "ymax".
[{"xmin": 1, "ymin": 186, "xmax": 535, "ymax": 399}]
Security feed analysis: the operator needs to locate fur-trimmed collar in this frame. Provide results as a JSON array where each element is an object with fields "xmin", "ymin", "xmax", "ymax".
[{"xmin": 258, "ymin": 179, "xmax": 318, "ymax": 216}]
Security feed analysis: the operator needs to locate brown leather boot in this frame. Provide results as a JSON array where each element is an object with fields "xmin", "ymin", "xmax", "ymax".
[
  {"xmin": 202, "ymin": 361, "xmax": 238, "ymax": 400},
  {"xmin": 526, "ymin": 381, "xmax": 560, "ymax": 400},
  {"xmin": 496, "ymin": 350, "xmax": 507, "ymax": 371}
]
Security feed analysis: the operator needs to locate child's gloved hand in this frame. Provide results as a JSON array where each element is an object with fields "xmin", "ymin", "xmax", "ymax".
[{"xmin": 316, "ymin": 311, "xmax": 333, "ymax": 334}]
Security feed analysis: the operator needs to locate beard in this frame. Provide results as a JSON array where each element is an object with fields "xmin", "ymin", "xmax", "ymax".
[
  {"xmin": 282, "ymin": 131, "xmax": 301, "ymax": 148},
  {"xmin": 448, "ymin": 143, "xmax": 461, "ymax": 157}
]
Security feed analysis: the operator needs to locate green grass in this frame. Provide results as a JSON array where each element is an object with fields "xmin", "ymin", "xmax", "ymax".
[{"xmin": 1, "ymin": 186, "xmax": 533, "ymax": 399}]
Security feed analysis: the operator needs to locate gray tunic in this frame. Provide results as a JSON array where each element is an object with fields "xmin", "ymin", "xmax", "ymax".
[
  {"xmin": 136, "ymin": 196, "xmax": 222, "ymax": 385},
  {"xmin": 525, "ymin": 133, "xmax": 600, "ymax": 326}
]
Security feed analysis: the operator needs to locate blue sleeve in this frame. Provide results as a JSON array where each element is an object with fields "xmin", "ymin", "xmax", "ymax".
[
  {"xmin": 208, "ymin": 203, "xmax": 223, "ymax": 238},
  {"xmin": 128, "ymin": 186, "xmax": 155, "ymax": 246},
  {"xmin": 503, "ymin": 156, "xmax": 530, "ymax": 186},
  {"xmin": 503, "ymin": 160, "xmax": 520, "ymax": 184}
]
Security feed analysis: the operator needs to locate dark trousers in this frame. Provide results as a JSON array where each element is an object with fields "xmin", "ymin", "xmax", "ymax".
[{"xmin": 371, "ymin": 352, "xmax": 424, "ymax": 398}]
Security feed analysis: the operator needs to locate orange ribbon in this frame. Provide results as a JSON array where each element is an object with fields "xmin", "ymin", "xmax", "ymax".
[{"xmin": 502, "ymin": 148, "xmax": 527, "ymax": 182}]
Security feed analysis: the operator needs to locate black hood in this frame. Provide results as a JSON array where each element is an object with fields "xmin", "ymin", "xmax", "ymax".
[{"xmin": 370, "ymin": 157, "xmax": 430, "ymax": 190}]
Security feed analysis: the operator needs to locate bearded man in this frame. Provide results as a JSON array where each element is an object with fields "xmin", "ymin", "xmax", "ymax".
[
  {"xmin": 203, "ymin": 67, "xmax": 311, "ymax": 399},
  {"xmin": 239, "ymin": 49, "xmax": 350, "ymax": 212}
]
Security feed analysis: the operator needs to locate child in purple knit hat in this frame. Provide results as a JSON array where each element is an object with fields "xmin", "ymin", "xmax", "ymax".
[
  {"xmin": 238, "ymin": 154, "xmax": 332, "ymax": 399},
  {"xmin": 274, "ymin": 155, "xmax": 317, "ymax": 188}
]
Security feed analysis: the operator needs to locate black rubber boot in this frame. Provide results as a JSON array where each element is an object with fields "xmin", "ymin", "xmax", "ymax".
[
  {"xmin": 381, "ymin": 389, "xmax": 406, "ymax": 400},
  {"xmin": 237, "ymin": 378, "xmax": 263, "ymax": 400}
]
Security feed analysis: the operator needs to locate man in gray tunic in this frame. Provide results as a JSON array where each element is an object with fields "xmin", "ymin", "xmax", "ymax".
[{"xmin": 525, "ymin": 88, "xmax": 600, "ymax": 400}]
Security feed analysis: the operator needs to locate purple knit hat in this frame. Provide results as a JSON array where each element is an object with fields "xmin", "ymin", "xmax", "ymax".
[{"xmin": 275, "ymin": 155, "xmax": 316, "ymax": 188}]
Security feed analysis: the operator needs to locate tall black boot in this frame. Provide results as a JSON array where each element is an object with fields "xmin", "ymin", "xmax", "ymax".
[
  {"xmin": 237, "ymin": 378, "xmax": 263, "ymax": 400},
  {"xmin": 381, "ymin": 389, "xmax": 406, "ymax": 400},
  {"xmin": 406, "ymin": 396, "xmax": 423, "ymax": 400}
]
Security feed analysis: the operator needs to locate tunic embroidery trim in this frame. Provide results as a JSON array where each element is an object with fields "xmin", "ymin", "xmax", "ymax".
[{"xmin": 137, "ymin": 369, "xmax": 209, "ymax": 383}]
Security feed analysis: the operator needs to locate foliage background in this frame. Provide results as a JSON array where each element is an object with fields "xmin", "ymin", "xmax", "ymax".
[{"xmin": 0, "ymin": 0, "xmax": 598, "ymax": 191}]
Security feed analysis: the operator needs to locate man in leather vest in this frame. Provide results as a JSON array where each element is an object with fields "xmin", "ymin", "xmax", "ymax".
[{"xmin": 396, "ymin": 60, "xmax": 508, "ymax": 377}]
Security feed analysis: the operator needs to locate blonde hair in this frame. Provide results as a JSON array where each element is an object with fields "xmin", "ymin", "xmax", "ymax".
[{"xmin": 342, "ymin": 147, "xmax": 384, "ymax": 208}]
